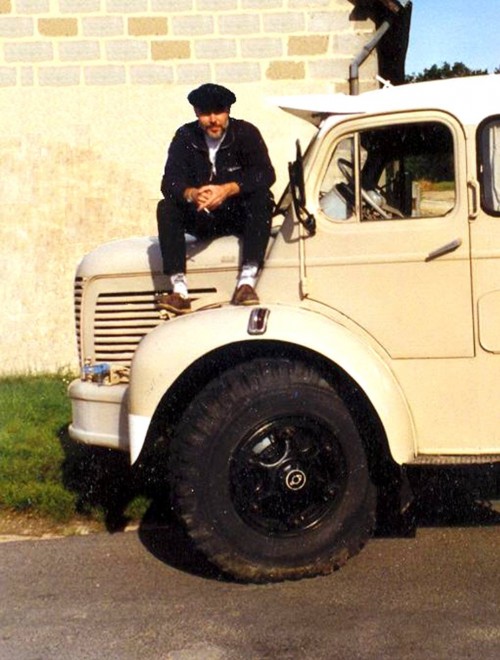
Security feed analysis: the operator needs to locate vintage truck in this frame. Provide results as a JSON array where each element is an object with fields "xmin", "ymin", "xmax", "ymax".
[{"xmin": 69, "ymin": 74, "xmax": 500, "ymax": 582}]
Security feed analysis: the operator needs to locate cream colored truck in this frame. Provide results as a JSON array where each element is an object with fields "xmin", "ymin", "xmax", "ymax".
[{"xmin": 69, "ymin": 75, "xmax": 500, "ymax": 582}]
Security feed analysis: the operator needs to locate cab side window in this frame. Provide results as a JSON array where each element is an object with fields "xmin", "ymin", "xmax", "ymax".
[
  {"xmin": 479, "ymin": 118, "xmax": 500, "ymax": 215},
  {"xmin": 320, "ymin": 121, "xmax": 456, "ymax": 222}
]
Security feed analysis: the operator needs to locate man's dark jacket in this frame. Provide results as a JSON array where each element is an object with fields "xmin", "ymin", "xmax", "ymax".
[{"xmin": 161, "ymin": 117, "xmax": 276, "ymax": 203}]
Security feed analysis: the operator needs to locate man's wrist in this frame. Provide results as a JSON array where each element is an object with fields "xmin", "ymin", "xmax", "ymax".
[
  {"xmin": 184, "ymin": 188, "xmax": 195, "ymax": 203},
  {"xmin": 225, "ymin": 182, "xmax": 240, "ymax": 197}
]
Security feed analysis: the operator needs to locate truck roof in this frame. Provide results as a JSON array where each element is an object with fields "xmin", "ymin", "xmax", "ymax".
[{"xmin": 271, "ymin": 74, "xmax": 500, "ymax": 127}]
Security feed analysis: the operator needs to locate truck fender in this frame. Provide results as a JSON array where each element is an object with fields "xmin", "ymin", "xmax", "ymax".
[{"xmin": 128, "ymin": 304, "xmax": 415, "ymax": 464}]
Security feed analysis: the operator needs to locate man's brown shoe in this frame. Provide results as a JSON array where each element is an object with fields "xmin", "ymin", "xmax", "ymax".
[
  {"xmin": 231, "ymin": 284, "xmax": 259, "ymax": 306},
  {"xmin": 156, "ymin": 292, "xmax": 192, "ymax": 315}
]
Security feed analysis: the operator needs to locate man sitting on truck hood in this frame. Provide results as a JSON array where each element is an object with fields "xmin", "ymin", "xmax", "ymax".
[{"xmin": 156, "ymin": 83, "xmax": 276, "ymax": 315}]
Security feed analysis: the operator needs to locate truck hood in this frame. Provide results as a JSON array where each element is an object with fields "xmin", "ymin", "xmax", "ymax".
[{"xmin": 76, "ymin": 234, "xmax": 243, "ymax": 278}]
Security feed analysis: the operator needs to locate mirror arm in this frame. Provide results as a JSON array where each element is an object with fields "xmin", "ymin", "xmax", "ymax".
[{"xmin": 297, "ymin": 205, "xmax": 316, "ymax": 235}]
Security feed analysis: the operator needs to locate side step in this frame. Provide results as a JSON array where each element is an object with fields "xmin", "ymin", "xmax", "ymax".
[{"xmin": 408, "ymin": 454, "xmax": 500, "ymax": 466}]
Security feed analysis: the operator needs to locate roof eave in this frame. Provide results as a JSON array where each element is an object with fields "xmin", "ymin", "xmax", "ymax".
[{"xmin": 351, "ymin": 0, "xmax": 409, "ymax": 13}]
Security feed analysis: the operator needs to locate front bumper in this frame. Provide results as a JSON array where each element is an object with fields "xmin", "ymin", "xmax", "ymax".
[{"xmin": 68, "ymin": 379, "xmax": 129, "ymax": 452}]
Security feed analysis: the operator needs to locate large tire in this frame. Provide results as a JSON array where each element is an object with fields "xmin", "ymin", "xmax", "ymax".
[{"xmin": 169, "ymin": 358, "xmax": 376, "ymax": 582}]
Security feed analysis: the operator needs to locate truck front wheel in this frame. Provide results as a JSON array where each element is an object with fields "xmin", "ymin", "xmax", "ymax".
[{"xmin": 169, "ymin": 358, "xmax": 376, "ymax": 582}]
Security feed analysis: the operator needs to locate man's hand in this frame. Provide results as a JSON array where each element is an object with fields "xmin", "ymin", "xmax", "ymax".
[{"xmin": 184, "ymin": 183, "xmax": 240, "ymax": 213}]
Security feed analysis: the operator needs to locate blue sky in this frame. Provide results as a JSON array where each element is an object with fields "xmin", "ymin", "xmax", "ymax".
[{"xmin": 405, "ymin": 0, "xmax": 500, "ymax": 75}]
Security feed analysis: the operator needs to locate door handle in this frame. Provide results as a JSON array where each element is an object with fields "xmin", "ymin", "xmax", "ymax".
[
  {"xmin": 425, "ymin": 238, "xmax": 462, "ymax": 262},
  {"xmin": 467, "ymin": 180, "xmax": 480, "ymax": 219}
]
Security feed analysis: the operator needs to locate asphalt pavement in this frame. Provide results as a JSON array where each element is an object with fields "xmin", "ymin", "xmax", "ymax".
[{"xmin": 1, "ymin": 514, "xmax": 499, "ymax": 659}]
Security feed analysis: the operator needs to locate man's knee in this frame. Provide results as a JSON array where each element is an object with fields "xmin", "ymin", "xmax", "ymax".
[
  {"xmin": 156, "ymin": 198, "xmax": 169, "ymax": 227},
  {"xmin": 157, "ymin": 197, "xmax": 188, "ymax": 226},
  {"xmin": 158, "ymin": 197, "xmax": 200, "ymax": 238},
  {"xmin": 243, "ymin": 190, "xmax": 274, "ymax": 212}
]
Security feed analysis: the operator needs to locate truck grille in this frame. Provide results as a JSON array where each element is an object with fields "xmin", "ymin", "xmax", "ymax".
[
  {"xmin": 74, "ymin": 277, "xmax": 84, "ymax": 363},
  {"xmin": 93, "ymin": 290, "xmax": 161, "ymax": 365},
  {"xmin": 75, "ymin": 279, "xmax": 218, "ymax": 369}
]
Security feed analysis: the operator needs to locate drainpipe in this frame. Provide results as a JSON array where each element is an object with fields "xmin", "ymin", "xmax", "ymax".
[
  {"xmin": 349, "ymin": 18, "xmax": 392, "ymax": 95},
  {"xmin": 349, "ymin": 0, "xmax": 412, "ymax": 95}
]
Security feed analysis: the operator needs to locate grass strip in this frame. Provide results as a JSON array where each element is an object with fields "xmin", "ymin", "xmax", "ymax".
[{"xmin": 0, "ymin": 373, "xmax": 150, "ymax": 530}]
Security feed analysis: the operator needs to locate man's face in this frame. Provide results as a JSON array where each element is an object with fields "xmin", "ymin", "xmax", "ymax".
[{"xmin": 195, "ymin": 107, "xmax": 230, "ymax": 139}]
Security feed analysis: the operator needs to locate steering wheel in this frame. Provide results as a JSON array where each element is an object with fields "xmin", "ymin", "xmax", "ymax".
[
  {"xmin": 337, "ymin": 158, "xmax": 403, "ymax": 220},
  {"xmin": 337, "ymin": 157, "xmax": 355, "ymax": 189}
]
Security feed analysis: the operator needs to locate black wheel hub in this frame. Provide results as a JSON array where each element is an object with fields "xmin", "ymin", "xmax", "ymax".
[
  {"xmin": 229, "ymin": 416, "xmax": 348, "ymax": 536},
  {"xmin": 282, "ymin": 464, "xmax": 307, "ymax": 491}
]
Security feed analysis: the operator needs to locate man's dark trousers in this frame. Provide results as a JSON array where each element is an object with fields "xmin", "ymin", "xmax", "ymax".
[{"xmin": 157, "ymin": 192, "xmax": 273, "ymax": 276}]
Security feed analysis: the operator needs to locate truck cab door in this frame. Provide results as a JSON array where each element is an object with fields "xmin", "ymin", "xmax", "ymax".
[
  {"xmin": 471, "ymin": 116, "xmax": 500, "ymax": 353},
  {"xmin": 303, "ymin": 111, "xmax": 473, "ymax": 359}
]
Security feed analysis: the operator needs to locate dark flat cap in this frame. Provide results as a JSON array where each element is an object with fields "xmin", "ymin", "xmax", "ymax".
[{"xmin": 187, "ymin": 83, "xmax": 236, "ymax": 110}]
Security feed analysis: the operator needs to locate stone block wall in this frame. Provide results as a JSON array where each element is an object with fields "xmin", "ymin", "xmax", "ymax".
[
  {"xmin": 0, "ymin": 0, "xmax": 380, "ymax": 374},
  {"xmin": 0, "ymin": 0, "xmax": 377, "ymax": 90}
]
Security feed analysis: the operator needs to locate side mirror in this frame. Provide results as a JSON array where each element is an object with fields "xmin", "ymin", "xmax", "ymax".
[{"xmin": 288, "ymin": 140, "xmax": 316, "ymax": 236}]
